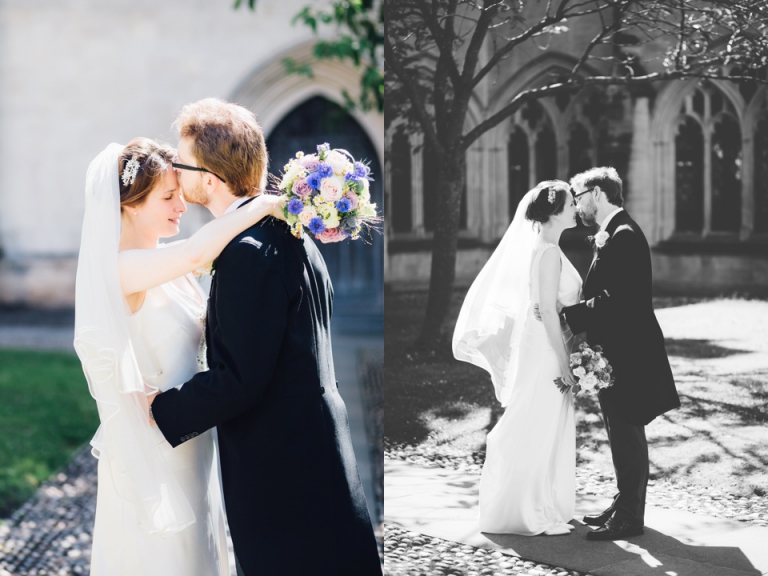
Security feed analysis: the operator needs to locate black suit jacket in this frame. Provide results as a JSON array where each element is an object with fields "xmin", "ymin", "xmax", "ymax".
[
  {"xmin": 562, "ymin": 210, "xmax": 680, "ymax": 425},
  {"xmin": 152, "ymin": 215, "xmax": 382, "ymax": 576}
]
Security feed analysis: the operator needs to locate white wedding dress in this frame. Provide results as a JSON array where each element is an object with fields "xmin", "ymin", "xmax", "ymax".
[
  {"xmin": 89, "ymin": 274, "xmax": 229, "ymax": 576},
  {"xmin": 478, "ymin": 242, "xmax": 582, "ymax": 535}
]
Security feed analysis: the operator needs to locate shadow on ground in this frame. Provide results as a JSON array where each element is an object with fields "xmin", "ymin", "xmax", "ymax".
[{"xmin": 385, "ymin": 288, "xmax": 768, "ymax": 496}]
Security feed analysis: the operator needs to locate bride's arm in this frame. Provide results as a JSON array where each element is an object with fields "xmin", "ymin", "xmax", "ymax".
[
  {"xmin": 538, "ymin": 248, "xmax": 577, "ymax": 387},
  {"xmin": 119, "ymin": 194, "xmax": 284, "ymax": 296}
]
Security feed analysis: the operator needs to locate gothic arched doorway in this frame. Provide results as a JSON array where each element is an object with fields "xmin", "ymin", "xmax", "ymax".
[{"xmin": 266, "ymin": 96, "xmax": 384, "ymax": 322}]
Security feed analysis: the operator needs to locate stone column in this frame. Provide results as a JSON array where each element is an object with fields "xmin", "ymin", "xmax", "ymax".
[{"xmin": 627, "ymin": 97, "xmax": 655, "ymax": 241}]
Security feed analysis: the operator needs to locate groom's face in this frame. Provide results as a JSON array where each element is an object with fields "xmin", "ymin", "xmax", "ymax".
[
  {"xmin": 175, "ymin": 137, "xmax": 209, "ymax": 207},
  {"xmin": 574, "ymin": 184, "xmax": 598, "ymax": 226}
]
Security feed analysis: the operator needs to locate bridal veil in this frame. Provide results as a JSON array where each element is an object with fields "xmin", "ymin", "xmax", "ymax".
[
  {"xmin": 73, "ymin": 144, "xmax": 195, "ymax": 535},
  {"xmin": 452, "ymin": 189, "xmax": 538, "ymax": 406}
]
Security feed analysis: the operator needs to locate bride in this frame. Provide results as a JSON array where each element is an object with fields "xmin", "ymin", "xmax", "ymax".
[
  {"xmin": 453, "ymin": 180, "xmax": 582, "ymax": 536},
  {"xmin": 74, "ymin": 138, "xmax": 284, "ymax": 575}
]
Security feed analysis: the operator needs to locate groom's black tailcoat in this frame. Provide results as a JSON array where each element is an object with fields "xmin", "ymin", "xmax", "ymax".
[
  {"xmin": 151, "ymin": 215, "xmax": 382, "ymax": 576},
  {"xmin": 562, "ymin": 210, "xmax": 680, "ymax": 426},
  {"xmin": 562, "ymin": 210, "xmax": 679, "ymax": 525}
]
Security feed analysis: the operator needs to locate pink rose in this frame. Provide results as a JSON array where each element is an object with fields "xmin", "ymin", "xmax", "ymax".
[
  {"xmin": 299, "ymin": 206, "xmax": 317, "ymax": 227},
  {"xmin": 301, "ymin": 154, "xmax": 319, "ymax": 172},
  {"xmin": 317, "ymin": 227, "xmax": 347, "ymax": 244},
  {"xmin": 344, "ymin": 190, "xmax": 359, "ymax": 210},
  {"xmin": 293, "ymin": 177, "xmax": 312, "ymax": 198},
  {"xmin": 320, "ymin": 177, "xmax": 344, "ymax": 202}
]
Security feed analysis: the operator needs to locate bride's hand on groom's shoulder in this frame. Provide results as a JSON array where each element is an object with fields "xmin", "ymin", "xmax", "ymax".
[{"xmin": 268, "ymin": 194, "xmax": 287, "ymax": 221}]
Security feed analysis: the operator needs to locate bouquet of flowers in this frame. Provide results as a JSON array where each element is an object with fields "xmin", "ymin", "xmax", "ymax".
[
  {"xmin": 556, "ymin": 342, "xmax": 614, "ymax": 394},
  {"xmin": 278, "ymin": 142, "xmax": 378, "ymax": 243}
]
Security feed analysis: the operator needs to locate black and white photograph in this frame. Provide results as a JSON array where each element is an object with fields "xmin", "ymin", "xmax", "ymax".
[
  {"xmin": 384, "ymin": 1, "xmax": 768, "ymax": 575},
  {"xmin": 0, "ymin": 1, "xmax": 384, "ymax": 575}
]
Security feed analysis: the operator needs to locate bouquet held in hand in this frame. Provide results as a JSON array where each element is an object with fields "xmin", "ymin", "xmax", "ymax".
[
  {"xmin": 278, "ymin": 143, "xmax": 378, "ymax": 243},
  {"xmin": 556, "ymin": 342, "xmax": 614, "ymax": 394}
]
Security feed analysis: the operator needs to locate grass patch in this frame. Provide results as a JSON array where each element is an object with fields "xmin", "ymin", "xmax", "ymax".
[
  {"xmin": 0, "ymin": 349, "xmax": 98, "ymax": 517},
  {"xmin": 385, "ymin": 288, "xmax": 768, "ymax": 497}
]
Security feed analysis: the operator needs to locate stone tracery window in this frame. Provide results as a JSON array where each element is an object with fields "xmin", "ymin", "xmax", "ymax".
[
  {"xmin": 754, "ymin": 112, "xmax": 768, "ymax": 234},
  {"xmin": 675, "ymin": 117, "xmax": 705, "ymax": 233},
  {"xmin": 674, "ymin": 84, "xmax": 743, "ymax": 236},
  {"xmin": 506, "ymin": 100, "xmax": 558, "ymax": 219},
  {"xmin": 390, "ymin": 126, "xmax": 413, "ymax": 233},
  {"xmin": 507, "ymin": 128, "xmax": 529, "ymax": 220}
]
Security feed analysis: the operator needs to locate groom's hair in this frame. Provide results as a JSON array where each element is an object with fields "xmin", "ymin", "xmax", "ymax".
[
  {"xmin": 571, "ymin": 167, "xmax": 623, "ymax": 207},
  {"xmin": 174, "ymin": 98, "xmax": 268, "ymax": 197}
]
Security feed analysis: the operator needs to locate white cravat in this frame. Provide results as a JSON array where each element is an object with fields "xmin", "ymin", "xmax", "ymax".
[{"xmin": 599, "ymin": 207, "xmax": 624, "ymax": 231}]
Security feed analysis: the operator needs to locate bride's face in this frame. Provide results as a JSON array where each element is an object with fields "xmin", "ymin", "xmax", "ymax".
[
  {"xmin": 554, "ymin": 191, "xmax": 578, "ymax": 228},
  {"xmin": 134, "ymin": 167, "xmax": 187, "ymax": 238}
]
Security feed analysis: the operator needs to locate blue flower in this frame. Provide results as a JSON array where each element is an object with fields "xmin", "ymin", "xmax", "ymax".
[
  {"xmin": 308, "ymin": 217, "xmax": 326, "ymax": 235},
  {"xmin": 354, "ymin": 162, "xmax": 370, "ymax": 179},
  {"xmin": 335, "ymin": 198, "xmax": 352, "ymax": 213},
  {"xmin": 306, "ymin": 171, "xmax": 323, "ymax": 190},
  {"xmin": 287, "ymin": 198, "xmax": 305, "ymax": 215},
  {"xmin": 317, "ymin": 143, "xmax": 331, "ymax": 153},
  {"xmin": 317, "ymin": 162, "xmax": 333, "ymax": 178}
]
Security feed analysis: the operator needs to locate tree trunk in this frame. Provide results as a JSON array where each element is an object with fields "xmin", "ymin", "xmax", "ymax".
[{"xmin": 417, "ymin": 148, "xmax": 466, "ymax": 348}]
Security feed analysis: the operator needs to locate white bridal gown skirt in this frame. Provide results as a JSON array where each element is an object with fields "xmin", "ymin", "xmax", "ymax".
[{"xmin": 478, "ymin": 317, "xmax": 576, "ymax": 535}]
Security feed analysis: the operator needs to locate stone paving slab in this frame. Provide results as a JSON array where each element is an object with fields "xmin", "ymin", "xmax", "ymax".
[{"xmin": 385, "ymin": 458, "xmax": 768, "ymax": 575}]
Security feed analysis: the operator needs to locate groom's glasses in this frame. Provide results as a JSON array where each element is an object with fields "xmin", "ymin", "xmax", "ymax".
[
  {"xmin": 171, "ymin": 159, "xmax": 226, "ymax": 183},
  {"xmin": 574, "ymin": 187, "xmax": 596, "ymax": 199}
]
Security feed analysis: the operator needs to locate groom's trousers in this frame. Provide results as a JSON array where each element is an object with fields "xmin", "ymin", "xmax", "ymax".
[{"xmin": 599, "ymin": 393, "xmax": 649, "ymax": 525}]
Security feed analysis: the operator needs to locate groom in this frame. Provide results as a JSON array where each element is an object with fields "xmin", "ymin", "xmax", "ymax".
[
  {"xmin": 148, "ymin": 98, "xmax": 382, "ymax": 575},
  {"xmin": 561, "ymin": 167, "xmax": 680, "ymax": 541}
]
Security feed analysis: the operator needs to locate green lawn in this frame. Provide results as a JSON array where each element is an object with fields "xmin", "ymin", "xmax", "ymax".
[
  {"xmin": 0, "ymin": 349, "xmax": 98, "ymax": 517},
  {"xmin": 385, "ymin": 288, "xmax": 768, "ymax": 497}
]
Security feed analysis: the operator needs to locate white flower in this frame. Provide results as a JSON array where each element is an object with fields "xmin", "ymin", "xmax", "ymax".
[
  {"xmin": 325, "ymin": 150, "xmax": 350, "ymax": 175},
  {"xmin": 594, "ymin": 230, "xmax": 610, "ymax": 248},
  {"xmin": 573, "ymin": 367, "xmax": 586, "ymax": 379},
  {"xmin": 359, "ymin": 203, "xmax": 377, "ymax": 218},
  {"xmin": 597, "ymin": 358, "xmax": 606, "ymax": 370},
  {"xmin": 320, "ymin": 176, "xmax": 344, "ymax": 202},
  {"xmin": 325, "ymin": 211, "xmax": 341, "ymax": 229},
  {"xmin": 299, "ymin": 206, "xmax": 318, "ymax": 227},
  {"xmin": 280, "ymin": 161, "xmax": 305, "ymax": 190},
  {"xmin": 584, "ymin": 373, "xmax": 598, "ymax": 389}
]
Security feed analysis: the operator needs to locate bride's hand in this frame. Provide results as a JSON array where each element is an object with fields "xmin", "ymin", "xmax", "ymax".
[
  {"xmin": 254, "ymin": 193, "xmax": 287, "ymax": 221},
  {"xmin": 558, "ymin": 370, "xmax": 578, "ymax": 394}
]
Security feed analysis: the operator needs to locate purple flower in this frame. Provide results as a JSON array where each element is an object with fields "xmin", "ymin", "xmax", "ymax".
[
  {"xmin": 308, "ymin": 217, "xmax": 326, "ymax": 235},
  {"xmin": 344, "ymin": 190, "xmax": 359, "ymax": 210},
  {"xmin": 287, "ymin": 198, "xmax": 305, "ymax": 215},
  {"xmin": 293, "ymin": 177, "xmax": 313, "ymax": 198},
  {"xmin": 336, "ymin": 198, "xmax": 352, "ymax": 213},
  {"xmin": 306, "ymin": 171, "xmax": 323, "ymax": 190},
  {"xmin": 317, "ymin": 162, "xmax": 333, "ymax": 178},
  {"xmin": 317, "ymin": 143, "xmax": 330, "ymax": 153}
]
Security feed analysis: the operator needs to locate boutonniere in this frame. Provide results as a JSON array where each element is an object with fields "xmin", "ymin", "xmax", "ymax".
[
  {"xmin": 194, "ymin": 260, "xmax": 216, "ymax": 278},
  {"xmin": 594, "ymin": 230, "xmax": 610, "ymax": 249}
]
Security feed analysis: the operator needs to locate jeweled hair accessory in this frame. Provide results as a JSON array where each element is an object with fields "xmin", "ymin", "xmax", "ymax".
[
  {"xmin": 547, "ymin": 188, "xmax": 557, "ymax": 204},
  {"xmin": 121, "ymin": 157, "xmax": 140, "ymax": 187}
]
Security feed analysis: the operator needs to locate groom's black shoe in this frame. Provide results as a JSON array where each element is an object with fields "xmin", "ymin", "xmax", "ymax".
[
  {"xmin": 582, "ymin": 509, "xmax": 614, "ymax": 527},
  {"xmin": 586, "ymin": 517, "xmax": 644, "ymax": 541}
]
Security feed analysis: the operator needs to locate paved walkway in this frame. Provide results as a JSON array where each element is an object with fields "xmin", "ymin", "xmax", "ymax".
[
  {"xmin": 385, "ymin": 457, "xmax": 768, "ymax": 576},
  {"xmin": 0, "ymin": 310, "xmax": 383, "ymax": 574}
]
